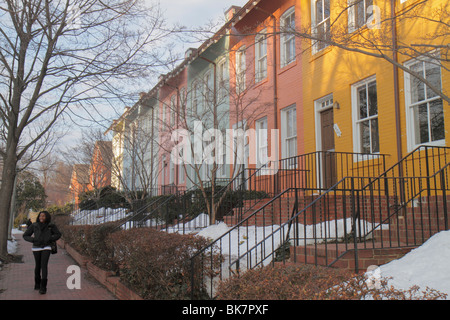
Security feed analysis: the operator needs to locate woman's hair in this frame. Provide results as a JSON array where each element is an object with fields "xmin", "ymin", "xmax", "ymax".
[{"xmin": 36, "ymin": 210, "xmax": 51, "ymax": 223}]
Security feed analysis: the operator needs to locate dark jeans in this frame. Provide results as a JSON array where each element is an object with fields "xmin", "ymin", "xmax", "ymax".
[{"xmin": 33, "ymin": 250, "xmax": 51, "ymax": 280}]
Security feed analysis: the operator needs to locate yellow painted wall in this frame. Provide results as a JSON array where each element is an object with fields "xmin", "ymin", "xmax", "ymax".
[{"xmin": 299, "ymin": 0, "xmax": 449, "ymax": 177}]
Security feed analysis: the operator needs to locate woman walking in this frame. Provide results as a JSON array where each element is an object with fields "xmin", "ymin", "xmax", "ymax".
[{"xmin": 23, "ymin": 211, "xmax": 62, "ymax": 294}]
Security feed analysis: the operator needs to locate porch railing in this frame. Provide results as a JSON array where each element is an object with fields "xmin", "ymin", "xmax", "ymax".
[{"xmin": 188, "ymin": 146, "xmax": 450, "ymax": 298}]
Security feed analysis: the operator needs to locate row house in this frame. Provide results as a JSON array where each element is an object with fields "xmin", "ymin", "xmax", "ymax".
[
  {"xmin": 109, "ymin": 0, "xmax": 449, "ymax": 201},
  {"xmin": 105, "ymin": 0, "xmax": 450, "ymax": 285},
  {"xmin": 69, "ymin": 141, "xmax": 113, "ymax": 209}
]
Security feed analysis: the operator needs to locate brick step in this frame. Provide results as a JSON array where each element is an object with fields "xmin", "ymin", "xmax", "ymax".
[
  {"xmin": 224, "ymin": 197, "xmax": 297, "ymax": 225},
  {"xmin": 287, "ymin": 242, "xmax": 415, "ymax": 271}
]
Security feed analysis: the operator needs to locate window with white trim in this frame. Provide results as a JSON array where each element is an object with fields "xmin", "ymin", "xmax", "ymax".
[
  {"xmin": 236, "ymin": 46, "xmax": 246, "ymax": 94},
  {"xmin": 255, "ymin": 30, "xmax": 267, "ymax": 82},
  {"xmin": 280, "ymin": 7, "xmax": 296, "ymax": 67},
  {"xmin": 255, "ymin": 117, "xmax": 268, "ymax": 167},
  {"xmin": 179, "ymin": 163, "xmax": 185, "ymax": 183},
  {"xmin": 191, "ymin": 80, "xmax": 200, "ymax": 116},
  {"xmin": 179, "ymin": 87, "xmax": 187, "ymax": 120},
  {"xmin": 405, "ymin": 57, "xmax": 444, "ymax": 148},
  {"xmin": 170, "ymin": 95, "xmax": 176, "ymax": 127},
  {"xmin": 348, "ymin": 0, "xmax": 374, "ymax": 32},
  {"xmin": 281, "ymin": 105, "xmax": 297, "ymax": 159},
  {"xmin": 169, "ymin": 158, "xmax": 174, "ymax": 184},
  {"xmin": 352, "ymin": 77, "xmax": 379, "ymax": 154},
  {"xmin": 204, "ymin": 70, "xmax": 212, "ymax": 109},
  {"xmin": 312, "ymin": 0, "xmax": 330, "ymax": 53},
  {"xmin": 217, "ymin": 58, "xmax": 227, "ymax": 101}
]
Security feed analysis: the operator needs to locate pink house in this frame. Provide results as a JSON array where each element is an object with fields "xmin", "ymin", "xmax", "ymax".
[
  {"xmin": 157, "ymin": 65, "xmax": 189, "ymax": 194},
  {"xmin": 228, "ymin": 0, "xmax": 303, "ymax": 175}
]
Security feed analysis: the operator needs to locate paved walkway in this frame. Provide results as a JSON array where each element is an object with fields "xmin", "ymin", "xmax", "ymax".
[{"xmin": 0, "ymin": 231, "xmax": 116, "ymax": 300}]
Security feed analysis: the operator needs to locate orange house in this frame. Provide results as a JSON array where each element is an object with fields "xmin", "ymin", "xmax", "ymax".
[
  {"xmin": 69, "ymin": 164, "xmax": 90, "ymax": 209},
  {"xmin": 89, "ymin": 140, "xmax": 112, "ymax": 190}
]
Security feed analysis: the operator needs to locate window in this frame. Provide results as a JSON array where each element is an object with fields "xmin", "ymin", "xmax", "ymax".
[
  {"xmin": 255, "ymin": 30, "xmax": 267, "ymax": 82},
  {"xmin": 352, "ymin": 77, "xmax": 379, "ymax": 154},
  {"xmin": 169, "ymin": 158, "xmax": 175, "ymax": 184},
  {"xmin": 191, "ymin": 80, "xmax": 200, "ymax": 116},
  {"xmin": 170, "ymin": 95, "xmax": 176, "ymax": 127},
  {"xmin": 280, "ymin": 7, "xmax": 296, "ymax": 67},
  {"xmin": 236, "ymin": 46, "xmax": 246, "ymax": 93},
  {"xmin": 179, "ymin": 163, "xmax": 185, "ymax": 183},
  {"xmin": 313, "ymin": 0, "xmax": 330, "ymax": 53},
  {"xmin": 255, "ymin": 117, "xmax": 268, "ymax": 167},
  {"xmin": 162, "ymin": 102, "xmax": 166, "ymax": 125},
  {"xmin": 217, "ymin": 58, "xmax": 227, "ymax": 101},
  {"xmin": 281, "ymin": 105, "xmax": 297, "ymax": 159},
  {"xmin": 204, "ymin": 71, "xmax": 213, "ymax": 109},
  {"xmin": 405, "ymin": 56, "xmax": 444, "ymax": 149},
  {"xmin": 348, "ymin": 0, "xmax": 373, "ymax": 32},
  {"xmin": 179, "ymin": 87, "xmax": 187, "ymax": 119}
]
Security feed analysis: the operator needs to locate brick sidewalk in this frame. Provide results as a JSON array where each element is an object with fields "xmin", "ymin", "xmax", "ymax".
[{"xmin": 0, "ymin": 232, "xmax": 116, "ymax": 300}]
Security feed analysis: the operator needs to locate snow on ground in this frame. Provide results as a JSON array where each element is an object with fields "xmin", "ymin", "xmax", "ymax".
[
  {"xmin": 377, "ymin": 230, "xmax": 450, "ymax": 297},
  {"xmin": 71, "ymin": 207, "xmax": 131, "ymax": 225},
  {"xmin": 7, "ymin": 208, "xmax": 447, "ymax": 298}
]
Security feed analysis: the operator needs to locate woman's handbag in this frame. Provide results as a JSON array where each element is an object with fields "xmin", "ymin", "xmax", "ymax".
[{"xmin": 50, "ymin": 241, "xmax": 57, "ymax": 254}]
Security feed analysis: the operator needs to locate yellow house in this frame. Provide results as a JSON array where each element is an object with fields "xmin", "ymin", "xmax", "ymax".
[
  {"xmin": 298, "ymin": 0, "xmax": 449, "ymax": 188},
  {"xmin": 104, "ymin": 107, "xmax": 130, "ymax": 191}
]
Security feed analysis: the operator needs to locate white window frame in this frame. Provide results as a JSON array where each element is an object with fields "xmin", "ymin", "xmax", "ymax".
[
  {"xmin": 170, "ymin": 95, "xmax": 176, "ymax": 127},
  {"xmin": 280, "ymin": 7, "xmax": 296, "ymax": 67},
  {"xmin": 236, "ymin": 46, "xmax": 246, "ymax": 94},
  {"xmin": 217, "ymin": 57, "xmax": 227, "ymax": 101},
  {"xmin": 404, "ymin": 54, "xmax": 445, "ymax": 151},
  {"xmin": 255, "ymin": 29, "xmax": 268, "ymax": 83},
  {"xmin": 281, "ymin": 105, "xmax": 297, "ymax": 162},
  {"xmin": 351, "ymin": 75, "xmax": 380, "ymax": 155},
  {"xmin": 179, "ymin": 163, "xmax": 185, "ymax": 183},
  {"xmin": 191, "ymin": 80, "xmax": 200, "ymax": 117},
  {"xmin": 169, "ymin": 158, "xmax": 175, "ymax": 184},
  {"xmin": 204, "ymin": 70, "xmax": 213, "ymax": 110},
  {"xmin": 348, "ymin": 0, "xmax": 374, "ymax": 33},
  {"xmin": 179, "ymin": 87, "xmax": 187, "ymax": 120},
  {"xmin": 312, "ymin": 0, "xmax": 330, "ymax": 54},
  {"xmin": 255, "ymin": 117, "xmax": 268, "ymax": 168}
]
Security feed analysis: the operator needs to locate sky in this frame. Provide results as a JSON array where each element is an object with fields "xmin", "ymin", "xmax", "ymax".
[
  {"xmin": 158, "ymin": 0, "xmax": 248, "ymax": 30},
  {"xmin": 58, "ymin": 0, "xmax": 249, "ymax": 151}
]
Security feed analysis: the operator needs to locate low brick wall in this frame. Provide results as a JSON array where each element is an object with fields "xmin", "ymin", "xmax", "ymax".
[{"xmin": 62, "ymin": 240, "xmax": 143, "ymax": 300}]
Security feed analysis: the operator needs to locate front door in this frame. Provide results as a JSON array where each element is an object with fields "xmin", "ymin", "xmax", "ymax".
[{"xmin": 320, "ymin": 108, "xmax": 337, "ymax": 189}]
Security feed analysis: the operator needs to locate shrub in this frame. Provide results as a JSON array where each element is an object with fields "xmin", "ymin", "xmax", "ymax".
[
  {"xmin": 216, "ymin": 264, "xmax": 448, "ymax": 300},
  {"xmin": 60, "ymin": 222, "xmax": 120, "ymax": 270},
  {"xmin": 60, "ymin": 225, "xmax": 93, "ymax": 255},
  {"xmin": 216, "ymin": 264, "xmax": 351, "ymax": 300},
  {"xmin": 107, "ymin": 228, "xmax": 218, "ymax": 300}
]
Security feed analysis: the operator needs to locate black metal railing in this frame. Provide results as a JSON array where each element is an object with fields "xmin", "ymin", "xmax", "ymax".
[{"xmin": 187, "ymin": 146, "xmax": 450, "ymax": 298}]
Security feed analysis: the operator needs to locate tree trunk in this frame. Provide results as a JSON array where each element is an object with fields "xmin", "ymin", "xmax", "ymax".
[{"xmin": 0, "ymin": 147, "xmax": 18, "ymax": 260}]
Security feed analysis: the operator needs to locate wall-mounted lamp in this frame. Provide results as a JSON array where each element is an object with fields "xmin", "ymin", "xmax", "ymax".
[{"xmin": 333, "ymin": 101, "xmax": 340, "ymax": 109}]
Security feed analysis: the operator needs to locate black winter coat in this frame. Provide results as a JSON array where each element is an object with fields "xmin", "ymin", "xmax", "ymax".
[{"xmin": 23, "ymin": 222, "xmax": 62, "ymax": 248}]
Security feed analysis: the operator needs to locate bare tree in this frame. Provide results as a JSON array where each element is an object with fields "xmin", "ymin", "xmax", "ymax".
[
  {"xmin": 157, "ymin": 45, "xmax": 271, "ymax": 224},
  {"xmin": 0, "ymin": 0, "xmax": 175, "ymax": 260}
]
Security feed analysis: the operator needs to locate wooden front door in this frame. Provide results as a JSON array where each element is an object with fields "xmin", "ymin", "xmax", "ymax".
[{"xmin": 320, "ymin": 108, "xmax": 337, "ymax": 189}]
